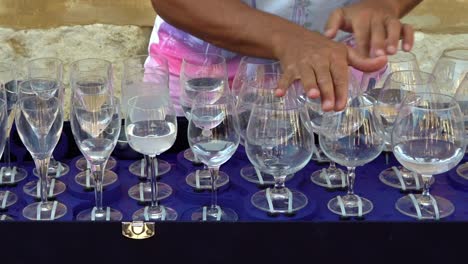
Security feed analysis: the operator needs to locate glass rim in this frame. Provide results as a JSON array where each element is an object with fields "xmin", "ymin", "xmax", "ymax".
[
  {"xmin": 18, "ymin": 95, "xmax": 61, "ymax": 110},
  {"xmin": 442, "ymin": 48, "xmax": 468, "ymax": 61},
  {"xmin": 239, "ymin": 56, "xmax": 280, "ymax": 66},
  {"xmin": 386, "ymin": 70, "xmax": 436, "ymax": 85},
  {"xmin": 18, "ymin": 78, "xmax": 65, "ymax": 91},
  {"xmin": 403, "ymin": 92, "xmax": 460, "ymax": 111},
  {"xmin": 0, "ymin": 62, "xmax": 14, "ymax": 74},
  {"xmin": 182, "ymin": 53, "xmax": 226, "ymax": 66},
  {"xmin": 70, "ymin": 58, "xmax": 113, "ymax": 70},
  {"xmin": 28, "ymin": 57, "xmax": 64, "ymax": 65},
  {"xmin": 388, "ymin": 51, "xmax": 417, "ymax": 63}
]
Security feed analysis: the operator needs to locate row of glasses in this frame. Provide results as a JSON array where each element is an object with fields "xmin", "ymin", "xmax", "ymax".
[{"xmin": 0, "ymin": 80, "xmax": 12, "ymax": 219}]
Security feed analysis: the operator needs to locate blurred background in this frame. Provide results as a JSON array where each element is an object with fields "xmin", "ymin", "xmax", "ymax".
[{"xmin": 0, "ymin": 0, "xmax": 466, "ymax": 103}]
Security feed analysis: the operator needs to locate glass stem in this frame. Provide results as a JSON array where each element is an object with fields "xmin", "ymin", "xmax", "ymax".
[
  {"xmin": 329, "ymin": 161, "xmax": 337, "ymax": 170},
  {"xmin": 273, "ymin": 174, "xmax": 287, "ymax": 194},
  {"xmin": 421, "ymin": 174, "xmax": 433, "ymax": 197},
  {"xmin": 4, "ymin": 134, "xmax": 11, "ymax": 169},
  {"xmin": 346, "ymin": 167, "xmax": 356, "ymax": 196},
  {"xmin": 91, "ymin": 163, "xmax": 104, "ymax": 212},
  {"xmin": 146, "ymin": 155, "xmax": 159, "ymax": 208},
  {"xmin": 209, "ymin": 166, "xmax": 220, "ymax": 209},
  {"xmin": 35, "ymin": 157, "xmax": 50, "ymax": 203}
]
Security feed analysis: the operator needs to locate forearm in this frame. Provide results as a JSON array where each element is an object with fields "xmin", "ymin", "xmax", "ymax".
[
  {"xmin": 151, "ymin": 0, "xmax": 310, "ymax": 59},
  {"xmin": 373, "ymin": 0, "xmax": 423, "ymax": 17}
]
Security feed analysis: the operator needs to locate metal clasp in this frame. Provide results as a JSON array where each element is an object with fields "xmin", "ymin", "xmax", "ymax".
[{"xmin": 122, "ymin": 221, "xmax": 155, "ymax": 240}]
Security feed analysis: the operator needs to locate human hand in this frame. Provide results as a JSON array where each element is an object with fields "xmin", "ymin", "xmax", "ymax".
[
  {"xmin": 273, "ymin": 30, "xmax": 387, "ymax": 112},
  {"xmin": 324, "ymin": 0, "xmax": 415, "ymax": 57}
]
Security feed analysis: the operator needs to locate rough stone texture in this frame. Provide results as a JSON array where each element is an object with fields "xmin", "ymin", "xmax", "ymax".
[
  {"xmin": 0, "ymin": 24, "xmax": 151, "ymax": 117},
  {"xmin": 0, "ymin": 24, "xmax": 467, "ymax": 117}
]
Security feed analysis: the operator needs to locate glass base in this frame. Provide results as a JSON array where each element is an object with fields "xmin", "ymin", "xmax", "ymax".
[
  {"xmin": 456, "ymin": 162, "xmax": 468, "ymax": 180},
  {"xmin": 240, "ymin": 165, "xmax": 293, "ymax": 186},
  {"xmin": 74, "ymin": 170, "xmax": 118, "ymax": 190},
  {"xmin": 132, "ymin": 205, "xmax": 178, "ymax": 221},
  {"xmin": 251, "ymin": 188, "xmax": 308, "ymax": 214},
  {"xmin": 310, "ymin": 146, "xmax": 331, "ymax": 163},
  {"xmin": 0, "ymin": 191, "xmax": 17, "ymax": 209},
  {"xmin": 128, "ymin": 182, "xmax": 173, "ymax": 203},
  {"xmin": 328, "ymin": 194, "xmax": 373, "ymax": 217},
  {"xmin": 395, "ymin": 194, "xmax": 454, "ymax": 220},
  {"xmin": 0, "ymin": 214, "xmax": 14, "ymax": 221},
  {"xmin": 184, "ymin": 148, "xmax": 201, "ymax": 164},
  {"xmin": 33, "ymin": 161, "xmax": 70, "ymax": 178},
  {"xmin": 23, "ymin": 179, "xmax": 66, "ymax": 199},
  {"xmin": 128, "ymin": 159, "xmax": 171, "ymax": 179},
  {"xmin": 191, "ymin": 206, "xmax": 238, "ymax": 222},
  {"xmin": 310, "ymin": 166, "xmax": 346, "ymax": 189},
  {"xmin": 0, "ymin": 166, "xmax": 28, "ymax": 185},
  {"xmin": 379, "ymin": 166, "xmax": 432, "ymax": 190},
  {"xmin": 75, "ymin": 156, "xmax": 117, "ymax": 171},
  {"xmin": 76, "ymin": 207, "xmax": 123, "ymax": 221},
  {"xmin": 22, "ymin": 201, "xmax": 67, "ymax": 221},
  {"xmin": 185, "ymin": 169, "xmax": 229, "ymax": 190}
]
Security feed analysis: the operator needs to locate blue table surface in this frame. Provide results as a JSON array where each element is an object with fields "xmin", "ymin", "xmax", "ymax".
[{"xmin": 2, "ymin": 140, "xmax": 468, "ymax": 223}]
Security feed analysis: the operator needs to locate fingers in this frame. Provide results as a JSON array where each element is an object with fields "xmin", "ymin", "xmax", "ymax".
[
  {"xmin": 351, "ymin": 12, "xmax": 372, "ymax": 57},
  {"xmin": 402, "ymin": 24, "xmax": 414, "ymax": 51},
  {"xmin": 370, "ymin": 17, "xmax": 387, "ymax": 57},
  {"xmin": 329, "ymin": 54, "xmax": 349, "ymax": 111},
  {"xmin": 276, "ymin": 68, "xmax": 297, "ymax": 97},
  {"xmin": 313, "ymin": 63, "xmax": 335, "ymax": 111},
  {"xmin": 297, "ymin": 62, "xmax": 320, "ymax": 98},
  {"xmin": 324, "ymin": 8, "xmax": 345, "ymax": 39},
  {"xmin": 385, "ymin": 18, "xmax": 401, "ymax": 54},
  {"xmin": 347, "ymin": 46, "xmax": 388, "ymax": 72}
]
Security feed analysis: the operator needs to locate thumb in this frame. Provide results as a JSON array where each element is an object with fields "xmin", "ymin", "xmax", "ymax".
[
  {"xmin": 347, "ymin": 47, "xmax": 388, "ymax": 73},
  {"xmin": 324, "ymin": 8, "xmax": 345, "ymax": 39}
]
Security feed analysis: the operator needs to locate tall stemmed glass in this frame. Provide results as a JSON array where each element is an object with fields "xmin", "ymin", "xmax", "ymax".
[
  {"xmin": 393, "ymin": 93, "xmax": 465, "ymax": 219},
  {"xmin": 27, "ymin": 57, "xmax": 70, "ymax": 177},
  {"xmin": 320, "ymin": 95, "xmax": 384, "ymax": 217},
  {"xmin": 432, "ymin": 48, "xmax": 468, "ymax": 96},
  {"xmin": 188, "ymin": 93, "xmax": 240, "ymax": 221},
  {"xmin": 71, "ymin": 95, "xmax": 122, "ymax": 221},
  {"xmin": 454, "ymin": 74, "xmax": 468, "ymax": 178},
  {"xmin": 126, "ymin": 95, "xmax": 178, "ymax": 221},
  {"xmin": 180, "ymin": 53, "xmax": 230, "ymax": 190},
  {"xmin": 20, "ymin": 80, "xmax": 68, "ymax": 199},
  {"xmin": 305, "ymin": 97, "xmax": 346, "ymax": 189},
  {"xmin": 233, "ymin": 58, "xmax": 290, "ymax": 186},
  {"xmin": 16, "ymin": 80, "xmax": 67, "ymax": 220},
  {"xmin": 246, "ymin": 87, "xmax": 313, "ymax": 214},
  {"xmin": 376, "ymin": 71, "xmax": 439, "ymax": 191},
  {"xmin": 70, "ymin": 58, "xmax": 117, "ymax": 186},
  {"xmin": 122, "ymin": 55, "xmax": 172, "ymax": 180},
  {"xmin": 0, "ymin": 63, "xmax": 28, "ymax": 186},
  {"xmin": 0, "ymin": 84, "xmax": 15, "ymax": 217}
]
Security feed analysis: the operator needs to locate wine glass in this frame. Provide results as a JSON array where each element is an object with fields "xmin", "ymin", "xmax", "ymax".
[
  {"xmin": 180, "ymin": 53, "xmax": 231, "ymax": 190},
  {"xmin": 122, "ymin": 55, "xmax": 172, "ymax": 181},
  {"xmin": 70, "ymin": 58, "xmax": 117, "ymax": 186},
  {"xmin": 16, "ymin": 80, "xmax": 67, "ymax": 220},
  {"xmin": 237, "ymin": 72, "xmax": 295, "ymax": 186},
  {"xmin": 188, "ymin": 93, "xmax": 240, "ymax": 221},
  {"xmin": 71, "ymin": 95, "xmax": 122, "ymax": 221},
  {"xmin": 126, "ymin": 95, "xmax": 178, "ymax": 221},
  {"xmin": 27, "ymin": 57, "xmax": 70, "ymax": 177},
  {"xmin": 304, "ymin": 96, "xmax": 346, "ymax": 189},
  {"xmin": 320, "ymin": 95, "xmax": 384, "ymax": 217},
  {"xmin": 246, "ymin": 87, "xmax": 313, "ymax": 214},
  {"xmin": 0, "ymin": 82, "xmax": 16, "ymax": 213},
  {"xmin": 454, "ymin": 74, "xmax": 468, "ymax": 178},
  {"xmin": 392, "ymin": 93, "xmax": 465, "ymax": 219},
  {"xmin": 0, "ymin": 63, "xmax": 28, "ymax": 186},
  {"xmin": 432, "ymin": 48, "xmax": 468, "ymax": 96},
  {"xmin": 376, "ymin": 71, "xmax": 440, "ymax": 191},
  {"xmin": 20, "ymin": 80, "xmax": 68, "ymax": 199}
]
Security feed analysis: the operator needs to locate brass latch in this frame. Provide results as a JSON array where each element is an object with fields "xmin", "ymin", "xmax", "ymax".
[{"xmin": 122, "ymin": 221, "xmax": 155, "ymax": 240}]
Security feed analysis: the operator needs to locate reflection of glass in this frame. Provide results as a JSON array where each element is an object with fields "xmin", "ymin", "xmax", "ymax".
[
  {"xmin": 127, "ymin": 95, "xmax": 178, "ymax": 221},
  {"xmin": 180, "ymin": 53, "xmax": 230, "ymax": 190},
  {"xmin": 246, "ymin": 87, "xmax": 313, "ymax": 215},
  {"xmin": 376, "ymin": 71, "xmax": 439, "ymax": 191},
  {"xmin": 393, "ymin": 93, "xmax": 465, "ymax": 219},
  {"xmin": 320, "ymin": 95, "xmax": 384, "ymax": 217},
  {"xmin": 28, "ymin": 58, "xmax": 70, "ymax": 177},
  {"xmin": 122, "ymin": 55, "xmax": 171, "ymax": 180},
  {"xmin": 0, "ymin": 63, "xmax": 28, "ymax": 185},
  {"xmin": 188, "ymin": 94, "xmax": 239, "ymax": 221},
  {"xmin": 17, "ymin": 80, "xmax": 67, "ymax": 220},
  {"xmin": 432, "ymin": 48, "xmax": 468, "ymax": 96},
  {"xmin": 71, "ymin": 96, "xmax": 121, "ymax": 221},
  {"xmin": 70, "ymin": 58, "xmax": 118, "ymax": 184}
]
